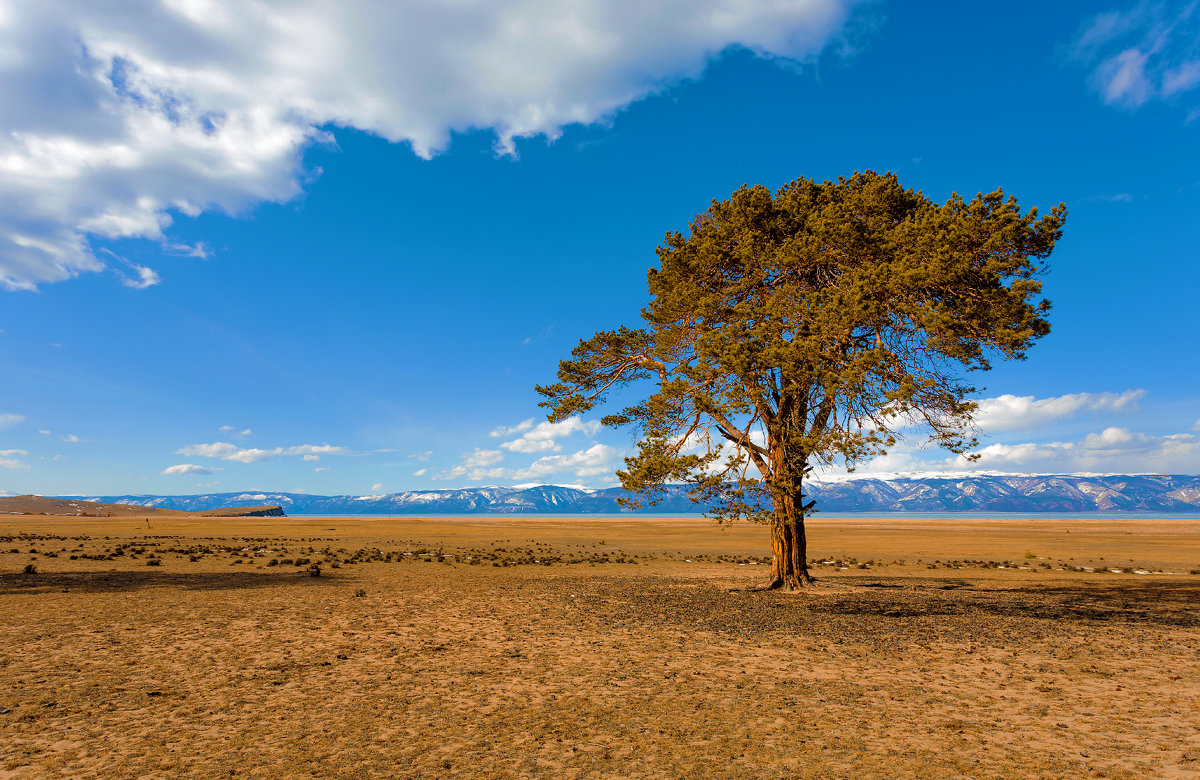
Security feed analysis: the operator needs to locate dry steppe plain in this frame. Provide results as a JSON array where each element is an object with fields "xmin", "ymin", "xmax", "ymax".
[{"xmin": 1, "ymin": 513, "xmax": 1199, "ymax": 779}]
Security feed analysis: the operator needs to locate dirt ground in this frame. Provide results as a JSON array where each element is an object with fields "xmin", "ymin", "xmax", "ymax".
[{"xmin": 1, "ymin": 514, "xmax": 1198, "ymax": 779}]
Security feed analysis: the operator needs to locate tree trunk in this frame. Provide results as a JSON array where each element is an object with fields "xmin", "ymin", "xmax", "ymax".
[{"xmin": 764, "ymin": 487, "xmax": 814, "ymax": 590}]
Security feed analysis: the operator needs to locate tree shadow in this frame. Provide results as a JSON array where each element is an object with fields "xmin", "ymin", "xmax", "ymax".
[
  {"xmin": 547, "ymin": 574, "xmax": 1200, "ymax": 639},
  {"xmin": 806, "ymin": 577, "xmax": 1200, "ymax": 628},
  {"xmin": 0, "ymin": 569, "xmax": 341, "ymax": 595}
]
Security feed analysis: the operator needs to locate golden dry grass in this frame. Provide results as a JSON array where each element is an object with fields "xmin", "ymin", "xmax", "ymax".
[{"xmin": 2, "ymin": 514, "xmax": 1199, "ymax": 778}]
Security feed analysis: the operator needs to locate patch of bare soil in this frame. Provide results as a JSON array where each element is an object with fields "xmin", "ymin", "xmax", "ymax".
[{"xmin": 1, "ymin": 516, "xmax": 1198, "ymax": 778}]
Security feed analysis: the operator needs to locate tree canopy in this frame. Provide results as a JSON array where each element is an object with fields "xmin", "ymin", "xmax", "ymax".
[{"xmin": 538, "ymin": 171, "xmax": 1065, "ymax": 588}]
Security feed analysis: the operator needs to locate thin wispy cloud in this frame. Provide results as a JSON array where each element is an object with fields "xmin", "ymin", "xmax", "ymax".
[
  {"xmin": 161, "ymin": 463, "xmax": 217, "ymax": 476},
  {"xmin": 1, "ymin": 448, "xmax": 30, "ymax": 469},
  {"xmin": 176, "ymin": 441, "xmax": 349, "ymax": 464},
  {"xmin": 0, "ymin": 413, "xmax": 24, "ymax": 431},
  {"xmin": 1066, "ymin": 2, "xmax": 1200, "ymax": 111}
]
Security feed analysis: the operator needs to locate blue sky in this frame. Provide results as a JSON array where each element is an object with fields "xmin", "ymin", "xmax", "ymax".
[{"xmin": 1, "ymin": 1, "xmax": 1197, "ymax": 496}]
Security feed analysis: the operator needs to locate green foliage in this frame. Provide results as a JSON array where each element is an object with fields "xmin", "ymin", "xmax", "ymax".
[{"xmin": 538, "ymin": 171, "xmax": 1064, "ymax": 523}]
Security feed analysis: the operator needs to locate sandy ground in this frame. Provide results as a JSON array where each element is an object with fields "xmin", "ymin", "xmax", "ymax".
[{"xmin": 1, "ymin": 514, "xmax": 1198, "ymax": 779}]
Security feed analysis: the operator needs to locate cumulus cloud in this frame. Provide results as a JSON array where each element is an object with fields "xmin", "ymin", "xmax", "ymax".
[
  {"xmin": 511, "ymin": 444, "xmax": 620, "ymax": 480},
  {"xmin": 412, "ymin": 468, "xmax": 428, "ymax": 477},
  {"xmin": 0, "ymin": 0, "xmax": 864, "ymax": 290},
  {"xmin": 947, "ymin": 426, "xmax": 1199, "ymax": 474},
  {"xmin": 370, "ymin": 482, "xmax": 384, "ymax": 492},
  {"xmin": 437, "ymin": 448, "xmax": 507, "ymax": 480},
  {"xmin": 176, "ymin": 440, "xmax": 349, "ymax": 463},
  {"xmin": 0, "ymin": 413, "xmax": 24, "ymax": 430},
  {"xmin": 219, "ymin": 425, "xmax": 253, "ymax": 438},
  {"xmin": 1066, "ymin": 2, "xmax": 1200, "ymax": 111},
  {"xmin": 60, "ymin": 433, "xmax": 85, "ymax": 443},
  {"xmin": 438, "ymin": 440, "xmax": 619, "ymax": 483},
  {"xmin": 407, "ymin": 450, "xmax": 433, "ymax": 462},
  {"xmin": 974, "ymin": 389, "xmax": 1144, "ymax": 432},
  {"xmin": 814, "ymin": 410, "xmax": 1200, "ymax": 477},
  {"xmin": 161, "ymin": 463, "xmax": 216, "ymax": 475},
  {"xmin": 497, "ymin": 416, "xmax": 602, "ymax": 453}
]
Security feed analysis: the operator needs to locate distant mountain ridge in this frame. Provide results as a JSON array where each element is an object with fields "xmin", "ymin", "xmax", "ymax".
[{"xmin": 58, "ymin": 474, "xmax": 1200, "ymax": 514}]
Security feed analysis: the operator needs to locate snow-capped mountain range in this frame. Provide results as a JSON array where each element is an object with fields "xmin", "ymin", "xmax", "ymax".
[{"xmin": 55, "ymin": 474, "xmax": 1200, "ymax": 514}]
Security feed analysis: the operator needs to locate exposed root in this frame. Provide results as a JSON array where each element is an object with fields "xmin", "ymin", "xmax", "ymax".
[{"xmin": 732, "ymin": 575, "xmax": 819, "ymax": 593}]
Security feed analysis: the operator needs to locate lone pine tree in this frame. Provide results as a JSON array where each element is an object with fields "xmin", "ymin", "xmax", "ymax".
[{"xmin": 538, "ymin": 172, "xmax": 1065, "ymax": 589}]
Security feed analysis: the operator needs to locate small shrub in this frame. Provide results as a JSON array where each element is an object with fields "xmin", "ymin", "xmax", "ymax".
[
  {"xmin": 308, "ymin": 564, "xmax": 321, "ymax": 577},
  {"xmin": 146, "ymin": 558, "xmax": 161, "ymax": 566},
  {"xmin": 354, "ymin": 588, "xmax": 367, "ymax": 597},
  {"xmin": 1024, "ymin": 552, "xmax": 1037, "ymax": 560},
  {"xmin": 23, "ymin": 564, "xmax": 36, "ymax": 575}
]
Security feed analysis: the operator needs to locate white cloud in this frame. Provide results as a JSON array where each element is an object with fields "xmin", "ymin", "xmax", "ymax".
[
  {"xmin": 945, "ymin": 426, "xmax": 1199, "ymax": 474},
  {"xmin": 407, "ymin": 450, "xmax": 433, "ymax": 461},
  {"xmin": 0, "ymin": 413, "xmax": 24, "ymax": 430},
  {"xmin": 1067, "ymin": 3, "xmax": 1200, "ymax": 111},
  {"xmin": 313, "ymin": 466, "xmax": 329, "ymax": 472},
  {"xmin": 38, "ymin": 429, "xmax": 51, "ymax": 435},
  {"xmin": 490, "ymin": 419, "xmax": 534, "ymax": 438},
  {"xmin": 438, "ymin": 440, "xmax": 619, "ymax": 483},
  {"xmin": 412, "ymin": 468, "xmax": 427, "ymax": 477},
  {"xmin": 370, "ymin": 482, "xmax": 384, "ymax": 492},
  {"xmin": 161, "ymin": 463, "xmax": 216, "ymax": 475},
  {"xmin": 282, "ymin": 444, "xmax": 346, "ymax": 456},
  {"xmin": 60, "ymin": 433, "xmax": 85, "ymax": 443},
  {"xmin": 302, "ymin": 454, "xmax": 319, "ymax": 462},
  {"xmin": 0, "ymin": 0, "xmax": 863, "ymax": 290},
  {"xmin": 498, "ymin": 416, "xmax": 602, "ymax": 452},
  {"xmin": 1, "ymin": 448, "xmax": 30, "ymax": 469},
  {"xmin": 220, "ymin": 426, "xmax": 253, "ymax": 438},
  {"xmin": 437, "ymin": 447, "xmax": 508, "ymax": 481},
  {"xmin": 512, "ymin": 443, "xmax": 620, "ymax": 480},
  {"xmin": 465, "ymin": 448, "xmax": 505, "ymax": 467},
  {"xmin": 118, "ymin": 262, "xmax": 160, "ymax": 290},
  {"xmin": 176, "ymin": 440, "xmax": 349, "ymax": 463},
  {"xmin": 815, "ymin": 410, "xmax": 1200, "ymax": 477},
  {"xmin": 974, "ymin": 389, "xmax": 1144, "ymax": 432}
]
